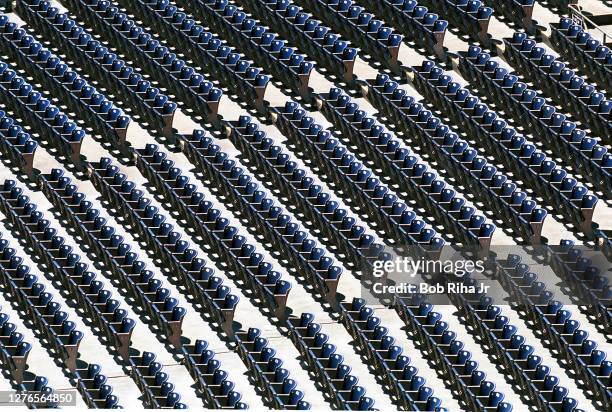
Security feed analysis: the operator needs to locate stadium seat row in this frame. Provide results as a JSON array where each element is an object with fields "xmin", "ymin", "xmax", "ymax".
[
  {"xmin": 393, "ymin": 295, "xmax": 512, "ymax": 411},
  {"xmin": 63, "ymin": 0, "xmax": 222, "ymax": 123},
  {"xmin": 410, "ymin": 60, "xmax": 598, "ymax": 234},
  {"xmin": 501, "ymin": 33, "xmax": 610, "ymax": 143},
  {"xmin": 228, "ymin": 115, "xmax": 388, "ymax": 270},
  {"xmin": 0, "ymin": 111, "xmax": 37, "ymax": 175},
  {"xmin": 550, "ymin": 17, "xmax": 612, "ymax": 94},
  {"xmin": 0, "ymin": 241, "xmax": 120, "ymax": 408},
  {"xmin": 297, "ymin": 0, "xmax": 403, "ymax": 70},
  {"xmin": 0, "ymin": 180, "xmax": 186, "ymax": 408},
  {"xmin": 133, "ymin": 133, "xmax": 445, "ymax": 410},
  {"xmin": 234, "ymin": 328, "xmax": 309, "ymax": 409},
  {"xmin": 0, "ymin": 306, "xmax": 57, "ymax": 407},
  {"xmin": 0, "ymin": 61, "xmax": 85, "ymax": 164},
  {"xmin": 317, "ymin": 87, "xmax": 496, "ymax": 250},
  {"xmin": 287, "ymin": 313, "xmax": 375, "ymax": 410},
  {"xmin": 420, "ymin": 0, "xmax": 492, "ymax": 44},
  {"xmin": 495, "ymin": 254, "xmax": 611, "ymax": 410},
  {"xmin": 0, "ymin": 17, "xmax": 131, "ymax": 146},
  {"xmin": 358, "ymin": 0, "xmax": 447, "ymax": 58},
  {"xmin": 365, "ymin": 74, "xmax": 547, "ymax": 244},
  {"xmin": 17, "ymin": 0, "xmax": 177, "ymax": 136},
  {"xmin": 548, "ymin": 241, "xmax": 611, "ymax": 333},
  {"xmin": 460, "ymin": 43, "xmax": 611, "ymax": 195},
  {"xmin": 168, "ymin": 0, "xmax": 313, "ymax": 96},
  {"xmin": 340, "ymin": 298, "xmax": 443, "ymax": 410},
  {"xmin": 594, "ymin": 228, "xmax": 611, "ymax": 261},
  {"xmin": 241, "ymin": 0, "xmax": 358, "ymax": 82}
]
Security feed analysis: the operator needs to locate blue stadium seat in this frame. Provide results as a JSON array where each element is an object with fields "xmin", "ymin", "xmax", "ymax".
[
  {"xmin": 287, "ymin": 313, "xmax": 375, "ymax": 410},
  {"xmin": 110, "ymin": 0, "xmax": 269, "ymax": 111},
  {"xmin": 461, "ymin": 44, "xmax": 611, "ymax": 195},
  {"xmin": 39, "ymin": 169, "xmax": 189, "ymax": 348},
  {"xmin": 496, "ymin": 254, "xmax": 611, "ymax": 410},
  {"xmin": 0, "ymin": 15, "xmax": 131, "ymax": 146},
  {"xmin": 420, "ymin": 0, "xmax": 492, "ymax": 43},
  {"xmin": 88, "ymin": 157, "xmax": 291, "ymax": 319},
  {"xmin": 272, "ymin": 101, "xmax": 447, "ymax": 254},
  {"xmin": 0, "ymin": 239, "xmax": 122, "ymax": 408},
  {"xmin": 136, "ymin": 142, "xmax": 342, "ymax": 304},
  {"xmin": 548, "ymin": 240, "xmax": 610, "ymax": 333},
  {"xmin": 0, "ymin": 308, "xmax": 57, "ymax": 407},
  {"xmin": 481, "ymin": 0, "xmax": 534, "ymax": 28}
]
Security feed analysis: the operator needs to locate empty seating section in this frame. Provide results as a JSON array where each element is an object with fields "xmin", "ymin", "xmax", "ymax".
[
  {"xmin": 229, "ymin": 117, "xmax": 453, "ymax": 410},
  {"xmin": 0, "ymin": 238, "xmax": 120, "ymax": 408},
  {"xmin": 548, "ymin": 241, "xmax": 611, "ymax": 333},
  {"xmin": 0, "ymin": 0, "xmax": 609, "ymax": 409},
  {"xmin": 420, "ymin": 0, "xmax": 492, "ymax": 43},
  {"xmin": 137, "ymin": 141, "xmax": 342, "ymax": 304},
  {"xmin": 85, "ymin": 158, "xmax": 310, "ymax": 410},
  {"xmin": 339, "ymin": 299, "xmax": 442, "ymax": 410},
  {"xmin": 17, "ymin": 0, "xmax": 178, "ymax": 136},
  {"xmin": 238, "ymin": 0, "xmax": 358, "ymax": 81},
  {"xmin": 494, "ymin": 255, "xmax": 611, "ymax": 410},
  {"xmin": 234, "ymin": 328, "xmax": 309, "ymax": 409},
  {"xmin": 0, "ymin": 111, "xmax": 37, "ymax": 175},
  {"xmin": 0, "ymin": 61, "xmax": 85, "ymax": 164},
  {"xmin": 449, "ymin": 278, "xmax": 581, "ymax": 412},
  {"xmin": 0, "ymin": 180, "xmax": 186, "ymax": 408},
  {"xmin": 287, "ymin": 313, "xmax": 375, "ymax": 410},
  {"xmin": 501, "ymin": 33, "xmax": 611, "ymax": 144},
  {"xmin": 272, "ymin": 101, "xmax": 445, "ymax": 254},
  {"xmin": 62, "ymin": 0, "xmax": 222, "ymax": 123},
  {"xmin": 357, "ymin": 0, "xmax": 447, "ymax": 57},
  {"xmin": 317, "ymin": 88, "xmax": 496, "ymax": 250},
  {"xmin": 365, "ymin": 75, "xmax": 547, "ymax": 244},
  {"xmin": 116, "ymin": 0, "xmax": 270, "ymax": 110},
  {"xmin": 0, "ymin": 305, "xmax": 57, "ymax": 408},
  {"xmin": 229, "ymin": 116, "xmax": 389, "ymax": 270},
  {"xmin": 411, "ymin": 60, "xmax": 598, "ymax": 234},
  {"xmin": 297, "ymin": 0, "xmax": 403, "ymax": 70},
  {"xmin": 392, "ymin": 293, "xmax": 513, "ymax": 411},
  {"xmin": 168, "ymin": 0, "xmax": 313, "ymax": 95},
  {"xmin": 461, "ymin": 44, "xmax": 612, "ymax": 196},
  {"xmin": 88, "ymin": 158, "xmax": 292, "ymax": 320},
  {"xmin": 39, "ymin": 170, "xmax": 187, "ymax": 348},
  {"xmin": 0, "ymin": 16, "xmax": 131, "ymax": 146},
  {"xmin": 550, "ymin": 18, "xmax": 612, "ymax": 94},
  {"xmin": 481, "ymin": 0, "xmax": 534, "ymax": 28}
]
